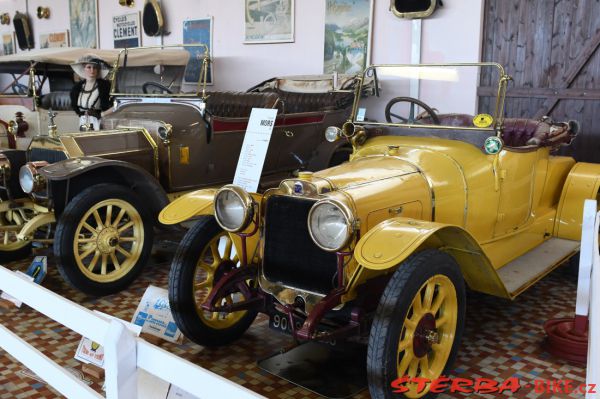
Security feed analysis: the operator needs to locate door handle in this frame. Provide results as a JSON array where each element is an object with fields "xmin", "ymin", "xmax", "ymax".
[{"xmin": 284, "ymin": 130, "xmax": 294, "ymax": 138}]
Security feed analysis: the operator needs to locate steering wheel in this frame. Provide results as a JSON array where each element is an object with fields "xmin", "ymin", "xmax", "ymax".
[
  {"xmin": 11, "ymin": 82, "xmax": 29, "ymax": 95},
  {"xmin": 384, "ymin": 96, "xmax": 440, "ymax": 125},
  {"xmin": 142, "ymin": 82, "xmax": 173, "ymax": 94}
]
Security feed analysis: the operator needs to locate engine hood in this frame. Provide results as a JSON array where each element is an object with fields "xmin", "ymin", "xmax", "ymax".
[{"xmin": 314, "ymin": 155, "xmax": 420, "ymax": 190}]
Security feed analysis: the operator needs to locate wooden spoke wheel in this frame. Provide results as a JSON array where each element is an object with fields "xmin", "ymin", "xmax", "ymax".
[
  {"xmin": 0, "ymin": 209, "xmax": 33, "ymax": 262},
  {"xmin": 367, "ymin": 249, "xmax": 466, "ymax": 399},
  {"xmin": 54, "ymin": 184, "xmax": 153, "ymax": 296},
  {"xmin": 169, "ymin": 216, "xmax": 257, "ymax": 346}
]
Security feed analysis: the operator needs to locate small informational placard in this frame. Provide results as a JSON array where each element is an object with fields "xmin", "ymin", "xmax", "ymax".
[
  {"xmin": 0, "ymin": 271, "xmax": 34, "ymax": 307},
  {"xmin": 131, "ymin": 285, "xmax": 183, "ymax": 344},
  {"xmin": 75, "ymin": 337, "xmax": 105, "ymax": 367},
  {"xmin": 233, "ymin": 108, "xmax": 278, "ymax": 192},
  {"xmin": 74, "ymin": 311, "xmax": 142, "ymax": 367}
]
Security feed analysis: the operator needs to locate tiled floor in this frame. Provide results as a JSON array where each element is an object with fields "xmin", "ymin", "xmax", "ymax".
[{"xmin": 0, "ymin": 241, "xmax": 588, "ymax": 399}]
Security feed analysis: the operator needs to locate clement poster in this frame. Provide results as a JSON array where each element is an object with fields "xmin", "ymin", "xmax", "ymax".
[{"xmin": 113, "ymin": 12, "xmax": 140, "ymax": 48}]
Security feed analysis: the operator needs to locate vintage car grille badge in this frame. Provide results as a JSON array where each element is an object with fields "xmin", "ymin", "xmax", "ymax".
[{"xmin": 293, "ymin": 181, "xmax": 303, "ymax": 195}]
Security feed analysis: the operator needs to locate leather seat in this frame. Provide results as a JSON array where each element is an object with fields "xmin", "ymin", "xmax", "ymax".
[
  {"xmin": 39, "ymin": 91, "xmax": 72, "ymax": 111},
  {"xmin": 205, "ymin": 92, "xmax": 279, "ymax": 118}
]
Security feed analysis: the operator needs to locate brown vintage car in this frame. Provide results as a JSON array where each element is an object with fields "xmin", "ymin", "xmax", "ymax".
[{"xmin": 0, "ymin": 45, "xmax": 357, "ymax": 296}]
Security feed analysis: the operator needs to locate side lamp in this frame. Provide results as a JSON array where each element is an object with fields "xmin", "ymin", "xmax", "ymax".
[
  {"xmin": 0, "ymin": 13, "xmax": 10, "ymax": 25},
  {"xmin": 119, "ymin": 0, "xmax": 135, "ymax": 6},
  {"xmin": 36, "ymin": 7, "xmax": 50, "ymax": 19}
]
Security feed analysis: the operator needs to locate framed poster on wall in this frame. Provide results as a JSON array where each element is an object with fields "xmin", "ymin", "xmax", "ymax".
[
  {"xmin": 244, "ymin": 0, "xmax": 294, "ymax": 43},
  {"xmin": 40, "ymin": 31, "xmax": 70, "ymax": 48},
  {"xmin": 2, "ymin": 33, "xmax": 14, "ymax": 55},
  {"xmin": 113, "ymin": 12, "xmax": 141, "ymax": 48},
  {"xmin": 323, "ymin": 0, "xmax": 373, "ymax": 74},
  {"xmin": 183, "ymin": 18, "xmax": 213, "ymax": 85},
  {"xmin": 69, "ymin": 0, "xmax": 98, "ymax": 48}
]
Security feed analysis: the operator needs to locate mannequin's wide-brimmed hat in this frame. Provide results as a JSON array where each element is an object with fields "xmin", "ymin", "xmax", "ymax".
[{"xmin": 70, "ymin": 54, "xmax": 111, "ymax": 79}]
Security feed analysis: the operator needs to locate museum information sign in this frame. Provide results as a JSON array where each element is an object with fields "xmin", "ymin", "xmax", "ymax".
[{"xmin": 233, "ymin": 108, "xmax": 278, "ymax": 193}]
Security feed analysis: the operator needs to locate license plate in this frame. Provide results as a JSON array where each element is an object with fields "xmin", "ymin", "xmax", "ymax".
[{"xmin": 268, "ymin": 310, "xmax": 303, "ymax": 335}]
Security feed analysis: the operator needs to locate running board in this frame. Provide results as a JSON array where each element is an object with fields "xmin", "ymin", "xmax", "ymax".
[{"xmin": 497, "ymin": 238, "xmax": 579, "ymax": 297}]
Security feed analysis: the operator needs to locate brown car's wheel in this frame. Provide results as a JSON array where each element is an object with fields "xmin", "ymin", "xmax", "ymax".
[
  {"xmin": 169, "ymin": 216, "xmax": 257, "ymax": 346},
  {"xmin": 367, "ymin": 249, "xmax": 466, "ymax": 399},
  {"xmin": 54, "ymin": 183, "xmax": 154, "ymax": 296},
  {"xmin": 0, "ymin": 209, "xmax": 32, "ymax": 262}
]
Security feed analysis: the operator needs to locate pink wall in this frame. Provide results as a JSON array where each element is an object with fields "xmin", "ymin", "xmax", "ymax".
[{"xmin": 0, "ymin": 0, "xmax": 485, "ymax": 112}]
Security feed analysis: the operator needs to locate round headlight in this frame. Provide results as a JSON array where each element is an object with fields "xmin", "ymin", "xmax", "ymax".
[
  {"xmin": 325, "ymin": 126, "xmax": 341, "ymax": 142},
  {"xmin": 308, "ymin": 200, "xmax": 353, "ymax": 252},
  {"xmin": 19, "ymin": 161, "xmax": 48, "ymax": 194},
  {"xmin": 214, "ymin": 185, "xmax": 254, "ymax": 232}
]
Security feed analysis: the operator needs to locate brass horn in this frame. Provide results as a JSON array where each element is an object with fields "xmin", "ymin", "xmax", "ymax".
[
  {"xmin": 36, "ymin": 6, "xmax": 50, "ymax": 19},
  {"xmin": 0, "ymin": 13, "xmax": 10, "ymax": 25}
]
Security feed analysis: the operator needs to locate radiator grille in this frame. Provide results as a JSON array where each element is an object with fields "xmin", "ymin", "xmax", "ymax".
[{"xmin": 263, "ymin": 195, "xmax": 337, "ymax": 294}]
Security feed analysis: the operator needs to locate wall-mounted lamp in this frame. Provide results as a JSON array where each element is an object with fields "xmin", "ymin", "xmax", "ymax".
[
  {"xmin": 36, "ymin": 6, "xmax": 50, "ymax": 19},
  {"xmin": 0, "ymin": 13, "xmax": 10, "ymax": 25},
  {"xmin": 119, "ymin": 0, "xmax": 135, "ymax": 6}
]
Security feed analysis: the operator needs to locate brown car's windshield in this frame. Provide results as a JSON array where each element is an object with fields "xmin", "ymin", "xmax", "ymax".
[
  {"xmin": 111, "ymin": 45, "xmax": 206, "ymax": 96},
  {"xmin": 355, "ymin": 63, "xmax": 507, "ymax": 130}
]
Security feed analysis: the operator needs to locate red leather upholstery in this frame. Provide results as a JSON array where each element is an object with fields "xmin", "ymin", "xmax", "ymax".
[
  {"xmin": 205, "ymin": 92, "xmax": 279, "ymax": 118},
  {"xmin": 501, "ymin": 118, "xmax": 576, "ymax": 149}
]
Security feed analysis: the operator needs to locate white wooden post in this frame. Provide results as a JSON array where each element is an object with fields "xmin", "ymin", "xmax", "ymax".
[
  {"xmin": 104, "ymin": 319, "xmax": 138, "ymax": 399},
  {"xmin": 586, "ymin": 200, "xmax": 600, "ymax": 399}
]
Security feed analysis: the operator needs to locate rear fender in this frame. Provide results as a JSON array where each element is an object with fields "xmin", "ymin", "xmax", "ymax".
[
  {"xmin": 354, "ymin": 217, "xmax": 509, "ymax": 298},
  {"xmin": 554, "ymin": 162, "xmax": 600, "ymax": 240}
]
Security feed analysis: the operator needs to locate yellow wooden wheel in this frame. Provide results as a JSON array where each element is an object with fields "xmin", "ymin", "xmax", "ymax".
[
  {"xmin": 397, "ymin": 275, "xmax": 458, "ymax": 398},
  {"xmin": 0, "ymin": 209, "xmax": 30, "ymax": 251},
  {"xmin": 193, "ymin": 230, "xmax": 248, "ymax": 329},
  {"xmin": 72, "ymin": 198, "xmax": 144, "ymax": 283},
  {"xmin": 169, "ymin": 216, "xmax": 258, "ymax": 346},
  {"xmin": 367, "ymin": 250, "xmax": 465, "ymax": 399},
  {"xmin": 55, "ymin": 183, "xmax": 153, "ymax": 296}
]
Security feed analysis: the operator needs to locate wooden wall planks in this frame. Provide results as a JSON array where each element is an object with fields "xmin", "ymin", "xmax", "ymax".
[{"xmin": 479, "ymin": 0, "xmax": 600, "ymax": 162}]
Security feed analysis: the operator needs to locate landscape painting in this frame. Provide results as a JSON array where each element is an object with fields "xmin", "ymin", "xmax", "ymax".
[
  {"xmin": 70, "ymin": 0, "xmax": 98, "ymax": 48},
  {"xmin": 323, "ymin": 0, "xmax": 373, "ymax": 74}
]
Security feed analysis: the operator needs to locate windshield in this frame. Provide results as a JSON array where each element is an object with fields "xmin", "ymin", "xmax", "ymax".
[
  {"xmin": 111, "ymin": 45, "xmax": 205, "ymax": 96},
  {"xmin": 354, "ymin": 63, "xmax": 507, "ymax": 130}
]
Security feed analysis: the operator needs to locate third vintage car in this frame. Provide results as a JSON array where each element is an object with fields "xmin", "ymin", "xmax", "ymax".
[
  {"xmin": 0, "ymin": 45, "xmax": 356, "ymax": 296},
  {"xmin": 159, "ymin": 62, "xmax": 586, "ymax": 398}
]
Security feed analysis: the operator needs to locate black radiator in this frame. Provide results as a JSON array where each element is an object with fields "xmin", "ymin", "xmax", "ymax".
[{"xmin": 263, "ymin": 195, "xmax": 337, "ymax": 294}]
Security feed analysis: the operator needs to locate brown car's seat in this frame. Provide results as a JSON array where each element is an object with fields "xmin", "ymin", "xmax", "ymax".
[
  {"xmin": 274, "ymin": 90, "xmax": 354, "ymax": 113},
  {"xmin": 205, "ymin": 92, "xmax": 279, "ymax": 118},
  {"xmin": 39, "ymin": 91, "xmax": 72, "ymax": 111}
]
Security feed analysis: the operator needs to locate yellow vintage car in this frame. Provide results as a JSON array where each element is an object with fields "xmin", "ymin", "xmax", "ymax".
[{"xmin": 159, "ymin": 63, "xmax": 585, "ymax": 398}]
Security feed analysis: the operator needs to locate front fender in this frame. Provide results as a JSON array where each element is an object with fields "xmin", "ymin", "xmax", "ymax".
[
  {"xmin": 355, "ymin": 217, "xmax": 509, "ymax": 298},
  {"xmin": 159, "ymin": 188, "xmax": 217, "ymax": 225}
]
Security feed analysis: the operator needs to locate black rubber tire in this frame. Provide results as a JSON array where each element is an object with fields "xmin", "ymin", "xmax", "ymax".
[
  {"xmin": 54, "ymin": 183, "xmax": 154, "ymax": 296},
  {"xmin": 0, "ymin": 243, "xmax": 32, "ymax": 263},
  {"xmin": 169, "ymin": 216, "xmax": 258, "ymax": 347},
  {"xmin": 367, "ymin": 249, "xmax": 466, "ymax": 399}
]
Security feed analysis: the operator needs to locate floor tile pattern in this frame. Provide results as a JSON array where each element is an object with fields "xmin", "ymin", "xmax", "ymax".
[{"xmin": 0, "ymin": 244, "xmax": 588, "ymax": 399}]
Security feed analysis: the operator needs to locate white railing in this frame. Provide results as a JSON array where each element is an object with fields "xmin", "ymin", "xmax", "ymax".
[
  {"xmin": 0, "ymin": 266, "xmax": 264, "ymax": 399},
  {"xmin": 579, "ymin": 199, "xmax": 599, "ymax": 399}
]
